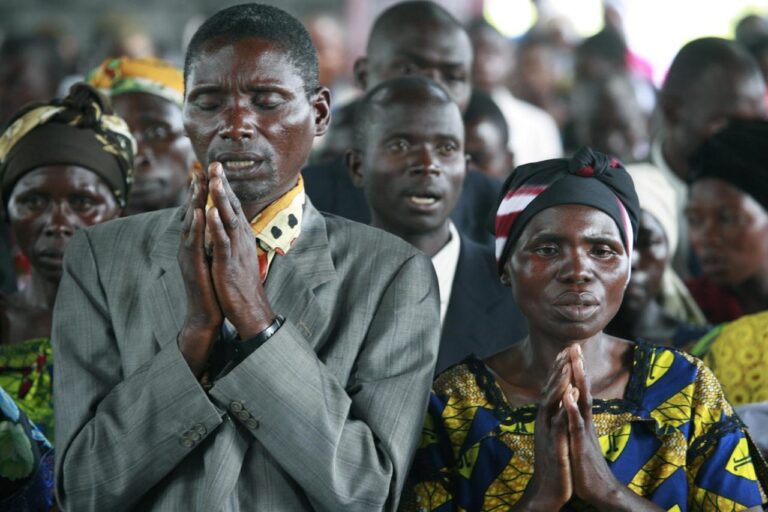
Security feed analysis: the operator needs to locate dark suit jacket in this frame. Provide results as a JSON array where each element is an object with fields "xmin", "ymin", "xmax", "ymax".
[
  {"xmin": 303, "ymin": 158, "xmax": 499, "ymax": 246},
  {"xmin": 436, "ymin": 235, "xmax": 528, "ymax": 374}
]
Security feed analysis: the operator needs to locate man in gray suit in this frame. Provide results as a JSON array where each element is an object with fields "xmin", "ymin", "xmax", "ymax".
[{"xmin": 52, "ymin": 4, "xmax": 440, "ymax": 511}]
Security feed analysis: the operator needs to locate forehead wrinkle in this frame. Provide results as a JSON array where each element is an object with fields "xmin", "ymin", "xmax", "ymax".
[{"xmin": 187, "ymin": 44, "xmax": 304, "ymax": 92}]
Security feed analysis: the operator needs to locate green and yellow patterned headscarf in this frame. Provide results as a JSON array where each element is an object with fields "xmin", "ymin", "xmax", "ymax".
[
  {"xmin": 0, "ymin": 83, "xmax": 136, "ymax": 207},
  {"xmin": 87, "ymin": 56, "xmax": 185, "ymax": 107}
]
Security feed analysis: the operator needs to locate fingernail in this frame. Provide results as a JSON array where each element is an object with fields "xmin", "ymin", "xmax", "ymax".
[
  {"xmin": 561, "ymin": 365, "xmax": 568, "ymax": 374},
  {"xmin": 572, "ymin": 388, "xmax": 579, "ymax": 401}
]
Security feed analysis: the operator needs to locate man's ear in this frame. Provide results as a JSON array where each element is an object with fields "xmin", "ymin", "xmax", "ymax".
[
  {"xmin": 353, "ymin": 57, "xmax": 369, "ymax": 90},
  {"xmin": 312, "ymin": 87, "xmax": 332, "ymax": 136},
  {"xmin": 346, "ymin": 149, "xmax": 365, "ymax": 188}
]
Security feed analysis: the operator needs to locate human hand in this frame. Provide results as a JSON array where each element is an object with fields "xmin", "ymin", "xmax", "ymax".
[
  {"xmin": 563, "ymin": 344, "xmax": 642, "ymax": 510},
  {"xmin": 515, "ymin": 348, "xmax": 574, "ymax": 511},
  {"xmin": 206, "ymin": 162, "xmax": 275, "ymax": 339},
  {"xmin": 177, "ymin": 167, "xmax": 222, "ymax": 377}
]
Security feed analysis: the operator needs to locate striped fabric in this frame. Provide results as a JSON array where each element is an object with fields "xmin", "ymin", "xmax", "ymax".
[{"xmin": 494, "ymin": 185, "xmax": 548, "ymax": 262}]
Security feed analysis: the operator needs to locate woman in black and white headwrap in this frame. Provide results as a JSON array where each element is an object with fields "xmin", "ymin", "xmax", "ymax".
[{"xmin": 403, "ymin": 147, "xmax": 768, "ymax": 512}]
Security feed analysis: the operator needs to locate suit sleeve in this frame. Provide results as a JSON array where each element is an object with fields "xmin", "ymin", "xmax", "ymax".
[
  {"xmin": 208, "ymin": 253, "xmax": 441, "ymax": 511},
  {"xmin": 52, "ymin": 229, "xmax": 223, "ymax": 512}
]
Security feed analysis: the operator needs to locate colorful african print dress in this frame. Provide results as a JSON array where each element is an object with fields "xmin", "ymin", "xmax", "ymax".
[
  {"xmin": 403, "ymin": 341, "xmax": 768, "ymax": 511},
  {"xmin": 0, "ymin": 338, "xmax": 53, "ymax": 441},
  {"xmin": 690, "ymin": 310, "xmax": 768, "ymax": 406}
]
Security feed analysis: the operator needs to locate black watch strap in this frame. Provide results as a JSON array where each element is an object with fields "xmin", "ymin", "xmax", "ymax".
[{"xmin": 231, "ymin": 315, "xmax": 285, "ymax": 364}]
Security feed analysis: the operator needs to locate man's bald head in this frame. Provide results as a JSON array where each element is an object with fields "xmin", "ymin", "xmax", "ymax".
[{"xmin": 355, "ymin": 1, "xmax": 473, "ymax": 111}]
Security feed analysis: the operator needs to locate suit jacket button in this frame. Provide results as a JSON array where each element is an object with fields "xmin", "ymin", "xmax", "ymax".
[
  {"xmin": 180, "ymin": 437, "xmax": 195, "ymax": 448},
  {"xmin": 246, "ymin": 418, "xmax": 260, "ymax": 430},
  {"xmin": 230, "ymin": 401, "xmax": 244, "ymax": 413},
  {"xmin": 194, "ymin": 424, "xmax": 207, "ymax": 435},
  {"xmin": 236, "ymin": 410, "xmax": 250, "ymax": 421}
]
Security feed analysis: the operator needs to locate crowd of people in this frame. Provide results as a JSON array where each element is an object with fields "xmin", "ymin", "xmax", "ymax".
[{"xmin": 1, "ymin": 1, "xmax": 768, "ymax": 511}]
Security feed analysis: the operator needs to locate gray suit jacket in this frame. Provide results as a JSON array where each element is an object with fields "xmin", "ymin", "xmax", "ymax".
[{"xmin": 52, "ymin": 201, "xmax": 440, "ymax": 512}]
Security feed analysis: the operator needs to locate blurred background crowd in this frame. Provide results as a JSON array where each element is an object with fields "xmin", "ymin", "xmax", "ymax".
[{"xmin": 1, "ymin": 0, "xmax": 768, "ymax": 507}]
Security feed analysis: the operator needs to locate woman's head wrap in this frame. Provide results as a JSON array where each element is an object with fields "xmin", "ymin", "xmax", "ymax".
[
  {"xmin": 0, "ymin": 83, "xmax": 135, "ymax": 208},
  {"xmin": 495, "ymin": 146, "xmax": 640, "ymax": 274},
  {"xmin": 688, "ymin": 119, "xmax": 768, "ymax": 213},
  {"xmin": 86, "ymin": 56, "xmax": 185, "ymax": 107},
  {"xmin": 627, "ymin": 163, "xmax": 678, "ymax": 256},
  {"xmin": 627, "ymin": 163, "xmax": 707, "ymax": 326}
]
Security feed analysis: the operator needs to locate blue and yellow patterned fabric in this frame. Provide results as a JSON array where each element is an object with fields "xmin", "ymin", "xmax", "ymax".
[
  {"xmin": 0, "ymin": 385, "xmax": 54, "ymax": 511},
  {"xmin": 403, "ymin": 341, "xmax": 768, "ymax": 511}
]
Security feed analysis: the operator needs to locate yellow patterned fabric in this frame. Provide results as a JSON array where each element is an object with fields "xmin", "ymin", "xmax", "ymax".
[
  {"xmin": 206, "ymin": 176, "xmax": 305, "ymax": 282},
  {"xmin": 402, "ymin": 341, "xmax": 768, "ymax": 511},
  {"xmin": 700, "ymin": 311, "xmax": 768, "ymax": 406},
  {"xmin": 0, "ymin": 84, "xmax": 136, "ymax": 207},
  {"xmin": 87, "ymin": 57, "xmax": 185, "ymax": 107},
  {"xmin": 0, "ymin": 338, "xmax": 53, "ymax": 440}
]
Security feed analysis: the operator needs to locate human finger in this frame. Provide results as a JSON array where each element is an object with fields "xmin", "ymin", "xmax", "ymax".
[
  {"xmin": 542, "ymin": 349, "xmax": 572, "ymax": 392},
  {"xmin": 551, "ymin": 402, "xmax": 571, "ymax": 461},
  {"xmin": 541, "ymin": 363, "xmax": 573, "ymax": 417},
  {"xmin": 570, "ymin": 344, "xmax": 593, "ymax": 419},
  {"xmin": 209, "ymin": 163, "xmax": 245, "ymax": 236},
  {"xmin": 181, "ymin": 199, "xmax": 194, "ymax": 237},
  {"xmin": 190, "ymin": 166, "xmax": 208, "ymax": 210},
  {"xmin": 184, "ymin": 208, "xmax": 206, "ymax": 252},
  {"xmin": 206, "ymin": 204, "xmax": 232, "ymax": 259},
  {"xmin": 563, "ymin": 385, "xmax": 584, "ymax": 437}
]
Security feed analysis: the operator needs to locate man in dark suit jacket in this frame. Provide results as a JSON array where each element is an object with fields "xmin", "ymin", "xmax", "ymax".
[
  {"xmin": 348, "ymin": 76, "xmax": 527, "ymax": 374},
  {"xmin": 304, "ymin": 1, "xmax": 499, "ymax": 247}
]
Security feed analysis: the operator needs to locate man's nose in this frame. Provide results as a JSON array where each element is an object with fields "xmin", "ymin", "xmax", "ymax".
[
  {"xmin": 409, "ymin": 145, "xmax": 440, "ymax": 176},
  {"xmin": 218, "ymin": 102, "xmax": 256, "ymax": 141}
]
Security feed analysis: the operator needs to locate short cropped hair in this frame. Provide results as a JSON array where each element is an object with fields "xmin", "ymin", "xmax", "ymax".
[
  {"xmin": 354, "ymin": 76, "xmax": 455, "ymax": 150},
  {"xmin": 662, "ymin": 37, "xmax": 760, "ymax": 100},
  {"xmin": 184, "ymin": 3, "xmax": 319, "ymax": 95},
  {"xmin": 367, "ymin": 1, "xmax": 464, "ymax": 53}
]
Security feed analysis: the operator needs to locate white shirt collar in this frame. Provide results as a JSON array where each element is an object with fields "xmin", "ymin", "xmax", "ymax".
[{"xmin": 430, "ymin": 222, "xmax": 461, "ymax": 326}]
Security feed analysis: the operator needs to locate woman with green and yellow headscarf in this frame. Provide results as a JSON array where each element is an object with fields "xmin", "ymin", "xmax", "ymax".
[
  {"xmin": 0, "ymin": 83, "xmax": 134, "ymax": 443},
  {"xmin": 88, "ymin": 56, "xmax": 195, "ymax": 215}
]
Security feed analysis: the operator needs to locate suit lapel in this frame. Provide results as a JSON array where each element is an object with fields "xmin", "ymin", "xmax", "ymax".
[
  {"xmin": 147, "ymin": 209, "xmax": 187, "ymax": 350},
  {"xmin": 441, "ymin": 237, "xmax": 507, "ymax": 358},
  {"xmin": 264, "ymin": 202, "xmax": 336, "ymax": 346}
]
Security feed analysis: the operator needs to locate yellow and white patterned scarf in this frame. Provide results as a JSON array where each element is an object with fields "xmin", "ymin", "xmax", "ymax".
[{"xmin": 206, "ymin": 175, "xmax": 304, "ymax": 282}]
